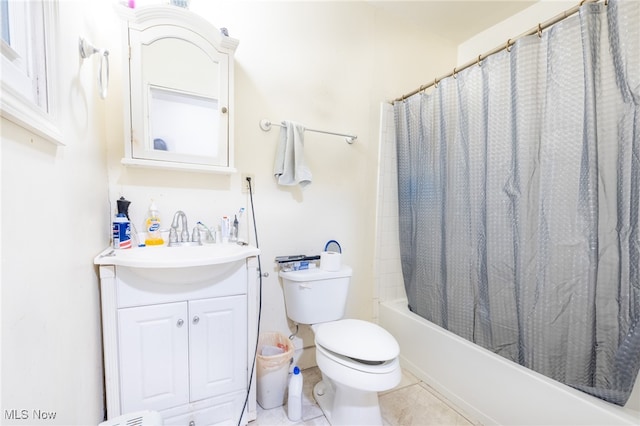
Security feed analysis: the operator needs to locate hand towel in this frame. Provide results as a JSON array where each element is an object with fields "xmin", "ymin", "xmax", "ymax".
[{"xmin": 273, "ymin": 121, "xmax": 312, "ymax": 187}]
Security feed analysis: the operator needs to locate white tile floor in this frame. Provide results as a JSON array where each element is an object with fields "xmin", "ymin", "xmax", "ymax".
[{"xmin": 252, "ymin": 367, "xmax": 479, "ymax": 426}]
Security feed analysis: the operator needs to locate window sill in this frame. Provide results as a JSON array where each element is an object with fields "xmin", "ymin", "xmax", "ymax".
[{"xmin": 0, "ymin": 82, "xmax": 64, "ymax": 146}]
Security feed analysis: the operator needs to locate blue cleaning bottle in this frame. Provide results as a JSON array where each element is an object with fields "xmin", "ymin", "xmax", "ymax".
[{"xmin": 113, "ymin": 213, "xmax": 132, "ymax": 249}]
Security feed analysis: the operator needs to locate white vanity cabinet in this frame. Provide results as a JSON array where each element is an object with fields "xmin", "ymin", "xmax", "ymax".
[
  {"xmin": 118, "ymin": 296, "xmax": 247, "ymax": 414},
  {"xmin": 95, "ymin": 245, "xmax": 259, "ymax": 425}
]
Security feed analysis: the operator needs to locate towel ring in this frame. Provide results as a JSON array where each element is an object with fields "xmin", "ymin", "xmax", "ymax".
[{"xmin": 79, "ymin": 37, "xmax": 109, "ymax": 99}]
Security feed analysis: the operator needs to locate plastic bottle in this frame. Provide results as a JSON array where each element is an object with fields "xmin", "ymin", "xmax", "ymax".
[
  {"xmin": 221, "ymin": 216, "xmax": 230, "ymax": 243},
  {"xmin": 113, "ymin": 213, "xmax": 132, "ymax": 249},
  {"xmin": 230, "ymin": 215, "xmax": 239, "ymax": 242},
  {"xmin": 144, "ymin": 201, "xmax": 164, "ymax": 246},
  {"xmin": 287, "ymin": 366, "xmax": 303, "ymax": 422}
]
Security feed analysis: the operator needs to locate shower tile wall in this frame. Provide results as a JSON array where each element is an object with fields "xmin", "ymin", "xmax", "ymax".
[{"xmin": 374, "ymin": 103, "xmax": 405, "ymax": 322}]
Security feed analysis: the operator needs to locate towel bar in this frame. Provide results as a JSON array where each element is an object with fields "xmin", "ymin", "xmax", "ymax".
[{"xmin": 260, "ymin": 119, "xmax": 356, "ymax": 144}]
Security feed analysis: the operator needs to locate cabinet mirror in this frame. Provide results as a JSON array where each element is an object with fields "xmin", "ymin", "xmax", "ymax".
[{"xmin": 119, "ymin": 5, "xmax": 238, "ymax": 172}]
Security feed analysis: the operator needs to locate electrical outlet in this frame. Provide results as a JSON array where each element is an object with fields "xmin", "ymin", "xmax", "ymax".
[{"xmin": 241, "ymin": 173, "xmax": 255, "ymax": 194}]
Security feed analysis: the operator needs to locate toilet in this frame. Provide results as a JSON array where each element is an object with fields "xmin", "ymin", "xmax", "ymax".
[{"xmin": 280, "ymin": 266, "xmax": 401, "ymax": 426}]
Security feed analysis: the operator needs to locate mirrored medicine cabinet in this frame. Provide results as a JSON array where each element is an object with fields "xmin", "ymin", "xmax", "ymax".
[{"xmin": 117, "ymin": 5, "xmax": 239, "ymax": 173}]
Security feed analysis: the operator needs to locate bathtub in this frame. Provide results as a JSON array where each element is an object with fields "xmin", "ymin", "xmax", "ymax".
[{"xmin": 379, "ymin": 299, "xmax": 640, "ymax": 426}]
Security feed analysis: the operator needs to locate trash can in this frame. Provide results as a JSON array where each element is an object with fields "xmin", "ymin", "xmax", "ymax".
[{"xmin": 256, "ymin": 331, "xmax": 294, "ymax": 409}]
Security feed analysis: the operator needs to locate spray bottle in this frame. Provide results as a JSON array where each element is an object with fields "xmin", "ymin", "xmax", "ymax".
[{"xmin": 145, "ymin": 200, "xmax": 164, "ymax": 246}]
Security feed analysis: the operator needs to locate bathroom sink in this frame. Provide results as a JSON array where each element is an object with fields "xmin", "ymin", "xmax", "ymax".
[{"xmin": 94, "ymin": 243, "xmax": 260, "ymax": 269}]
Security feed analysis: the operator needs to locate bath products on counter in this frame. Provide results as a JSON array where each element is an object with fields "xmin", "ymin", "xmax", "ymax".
[
  {"xmin": 287, "ymin": 366, "xmax": 303, "ymax": 421},
  {"xmin": 230, "ymin": 214, "xmax": 239, "ymax": 242},
  {"xmin": 113, "ymin": 214, "xmax": 132, "ymax": 249},
  {"xmin": 113, "ymin": 197, "xmax": 132, "ymax": 249},
  {"xmin": 145, "ymin": 201, "xmax": 164, "ymax": 246},
  {"xmin": 220, "ymin": 216, "xmax": 230, "ymax": 243}
]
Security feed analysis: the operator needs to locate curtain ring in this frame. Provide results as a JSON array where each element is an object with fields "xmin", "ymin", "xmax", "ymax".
[
  {"xmin": 506, "ymin": 39, "xmax": 512, "ymax": 52},
  {"xmin": 453, "ymin": 67, "xmax": 458, "ymax": 79},
  {"xmin": 434, "ymin": 78, "xmax": 438, "ymax": 88},
  {"xmin": 477, "ymin": 54, "xmax": 482, "ymax": 67},
  {"xmin": 537, "ymin": 23, "xmax": 543, "ymax": 38}
]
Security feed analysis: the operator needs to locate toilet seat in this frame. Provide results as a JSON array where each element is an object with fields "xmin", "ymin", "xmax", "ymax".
[
  {"xmin": 315, "ymin": 319, "xmax": 400, "ymax": 363},
  {"xmin": 316, "ymin": 342, "xmax": 400, "ymax": 375}
]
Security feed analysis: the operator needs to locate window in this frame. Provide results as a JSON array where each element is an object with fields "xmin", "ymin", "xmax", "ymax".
[{"xmin": 1, "ymin": 0, "xmax": 62, "ymax": 145}]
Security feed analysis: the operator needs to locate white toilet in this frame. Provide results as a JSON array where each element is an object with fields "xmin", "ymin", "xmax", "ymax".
[{"xmin": 280, "ymin": 266, "xmax": 401, "ymax": 426}]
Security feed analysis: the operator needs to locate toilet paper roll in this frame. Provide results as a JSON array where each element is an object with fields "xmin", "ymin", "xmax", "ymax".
[{"xmin": 320, "ymin": 251, "xmax": 341, "ymax": 271}]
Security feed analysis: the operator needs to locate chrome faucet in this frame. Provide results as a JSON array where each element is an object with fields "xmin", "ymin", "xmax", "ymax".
[
  {"xmin": 168, "ymin": 210, "xmax": 204, "ymax": 246},
  {"xmin": 170, "ymin": 210, "xmax": 190, "ymax": 243}
]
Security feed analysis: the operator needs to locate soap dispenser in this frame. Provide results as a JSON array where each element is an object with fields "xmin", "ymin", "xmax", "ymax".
[{"xmin": 145, "ymin": 200, "xmax": 164, "ymax": 246}]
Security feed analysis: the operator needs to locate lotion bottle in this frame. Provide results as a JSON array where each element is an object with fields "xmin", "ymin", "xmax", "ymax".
[
  {"xmin": 145, "ymin": 201, "xmax": 164, "ymax": 246},
  {"xmin": 287, "ymin": 366, "xmax": 303, "ymax": 421}
]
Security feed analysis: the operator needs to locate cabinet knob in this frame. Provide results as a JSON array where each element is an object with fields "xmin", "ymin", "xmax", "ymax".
[
  {"xmin": 221, "ymin": 106, "xmax": 228, "ymax": 114},
  {"xmin": 192, "ymin": 316, "xmax": 200, "ymax": 325},
  {"xmin": 177, "ymin": 319, "xmax": 184, "ymax": 327},
  {"xmin": 189, "ymin": 422, "xmax": 195, "ymax": 426}
]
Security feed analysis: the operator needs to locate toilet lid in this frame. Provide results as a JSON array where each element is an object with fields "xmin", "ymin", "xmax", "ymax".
[{"xmin": 315, "ymin": 319, "xmax": 399, "ymax": 362}]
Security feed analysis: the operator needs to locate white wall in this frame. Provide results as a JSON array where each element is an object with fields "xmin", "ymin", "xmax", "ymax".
[
  {"xmin": 103, "ymin": 0, "xmax": 458, "ymax": 368},
  {"xmin": 1, "ymin": 1, "xmax": 114, "ymax": 423},
  {"xmin": 1, "ymin": 1, "xmax": 456, "ymax": 422},
  {"xmin": 457, "ymin": 0, "xmax": 573, "ymax": 63}
]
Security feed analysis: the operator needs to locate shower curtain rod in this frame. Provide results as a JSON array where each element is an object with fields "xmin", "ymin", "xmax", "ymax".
[
  {"xmin": 259, "ymin": 119, "xmax": 357, "ymax": 144},
  {"xmin": 393, "ymin": 0, "xmax": 604, "ymax": 103}
]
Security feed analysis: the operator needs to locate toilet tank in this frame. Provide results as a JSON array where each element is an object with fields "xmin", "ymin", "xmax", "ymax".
[{"xmin": 279, "ymin": 266, "xmax": 352, "ymax": 324}]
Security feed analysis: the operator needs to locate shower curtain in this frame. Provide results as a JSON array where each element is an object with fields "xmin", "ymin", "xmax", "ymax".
[{"xmin": 394, "ymin": 0, "xmax": 639, "ymax": 405}]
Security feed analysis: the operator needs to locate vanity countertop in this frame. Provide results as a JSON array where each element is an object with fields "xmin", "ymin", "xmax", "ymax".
[{"xmin": 94, "ymin": 243, "xmax": 260, "ymax": 268}]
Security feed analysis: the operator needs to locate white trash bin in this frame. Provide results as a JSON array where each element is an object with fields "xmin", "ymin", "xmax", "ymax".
[{"xmin": 256, "ymin": 332, "xmax": 294, "ymax": 409}]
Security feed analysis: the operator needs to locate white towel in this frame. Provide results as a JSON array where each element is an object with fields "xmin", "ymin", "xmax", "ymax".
[{"xmin": 273, "ymin": 121, "xmax": 312, "ymax": 187}]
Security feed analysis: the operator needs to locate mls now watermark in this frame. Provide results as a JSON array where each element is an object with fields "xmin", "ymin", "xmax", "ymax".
[{"xmin": 4, "ymin": 409, "xmax": 57, "ymax": 421}]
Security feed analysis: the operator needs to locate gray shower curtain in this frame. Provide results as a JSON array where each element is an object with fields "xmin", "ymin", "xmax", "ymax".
[{"xmin": 394, "ymin": 0, "xmax": 639, "ymax": 405}]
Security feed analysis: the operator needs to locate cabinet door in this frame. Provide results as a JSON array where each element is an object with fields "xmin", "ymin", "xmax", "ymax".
[
  {"xmin": 190, "ymin": 296, "xmax": 247, "ymax": 401},
  {"xmin": 118, "ymin": 302, "xmax": 189, "ymax": 413},
  {"xmin": 162, "ymin": 391, "xmax": 247, "ymax": 426}
]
